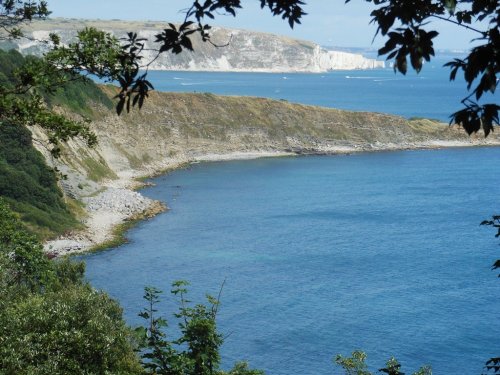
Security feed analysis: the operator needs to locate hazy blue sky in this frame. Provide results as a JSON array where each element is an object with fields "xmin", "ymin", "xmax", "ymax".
[{"xmin": 46, "ymin": 0, "xmax": 476, "ymax": 50}]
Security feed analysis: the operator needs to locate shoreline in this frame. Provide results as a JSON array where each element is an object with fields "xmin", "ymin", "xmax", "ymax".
[
  {"xmin": 43, "ymin": 151, "xmax": 292, "ymax": 257},
  {"xmin": 43, "ymin": 142, "xmax": 500, "ymax": 257}
]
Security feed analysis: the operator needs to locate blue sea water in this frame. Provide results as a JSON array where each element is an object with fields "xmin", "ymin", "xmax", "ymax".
[
  {"xmin": 82, "ymin": 58, "xmax": 499, "ymax": 374},
  {"xmin": 145, "ymin": 56, "xmax": 471, "ymax": 121}
]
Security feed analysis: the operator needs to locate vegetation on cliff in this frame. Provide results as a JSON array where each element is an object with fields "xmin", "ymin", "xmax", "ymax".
[
  {"xmin": 0, "ymin": 49, "xmax": 112, "ymax": 238},
  {"xmin": 0, "ymin": 1, "xmax": 497, "ymax": 372},
  {"xmin": 0, "ymin": 198, "xmax": 143, "ymax": 374},
  {"xmin": 0, "ymin": 121, "xmax": 77, "ymax": 238}
]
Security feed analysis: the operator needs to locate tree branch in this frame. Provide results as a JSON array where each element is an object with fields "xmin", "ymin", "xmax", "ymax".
[{"xmin": 430, "ymin": 14, "xmax": 484, "ymax": 35}]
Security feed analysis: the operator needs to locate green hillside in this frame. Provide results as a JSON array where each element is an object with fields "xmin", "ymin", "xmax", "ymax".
[
  {"xmin": 0, "ymin": 49, "xmax": 111, "ymax": 238},
  {"xmin": 0, "ymin": 122, "xmax": 78, "ymax": 238}
]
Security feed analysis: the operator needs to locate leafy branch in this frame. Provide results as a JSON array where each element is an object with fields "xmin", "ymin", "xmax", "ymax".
[
  {"xmin": 480, "ymin": 215, "xmax": 500, "ymax": 276},
  {"xmin": 359, "ymin": 0, "xmax": 499, "ymax": 136},
  {"xmin": 136, "ymin": 281, "xmax": 260, "ymax": 375}
]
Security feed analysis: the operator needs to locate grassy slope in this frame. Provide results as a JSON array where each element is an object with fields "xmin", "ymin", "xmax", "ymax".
[
  {"xmin": 0, "ymin": 121, "xmax": 79, "ymax": 238},
  {"xmin": 90, "ymin": 87, "xmax": 474, "ymax": 173},
  {"xmin": 98, "ymin": 87, "xmax": 465, "ymax": 145},
  {"xmin": 0, "ymin": 49, "xmax": 111, "ymax": 239}
]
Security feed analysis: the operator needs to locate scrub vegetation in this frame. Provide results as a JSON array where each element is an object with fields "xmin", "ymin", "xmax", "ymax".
[
  {"xmin": 0, "ymin": 49, "xmax": 111, "ymax": 238},
  {"xmin": 0, "ymin": 120, "xmax": 78, "ymax": 238},
  {"xmin": 0, "ymin": 198, "xmax": 142, "ymax": 374},
  {"xmin": 0, "ymin": 197, "xmax": 265, "ymax": 374},
  {"xmin": 0, "ymin": 0, "xmax": 498, "ymax": 373}
]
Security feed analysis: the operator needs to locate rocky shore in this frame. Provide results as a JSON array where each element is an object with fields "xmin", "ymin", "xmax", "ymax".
[
  {"xmin": 43, "ymin": 143, "xmax": 500, "ymax": 257},
  {"xmin": 43, "ymin": 150, "xmax": 295, "ymax": 256},
  {"xmin": 38, "ymin": 91, "xmax": 500, "ymax": 257},
  {"xmin": 44, "ymin": 187, "xmax": 166, "ymax": 256}
]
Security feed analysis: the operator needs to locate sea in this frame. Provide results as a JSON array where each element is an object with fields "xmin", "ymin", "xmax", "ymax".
[{"xmin": 82, "ymin": 55, "xmax": 499, "ymax": 374}]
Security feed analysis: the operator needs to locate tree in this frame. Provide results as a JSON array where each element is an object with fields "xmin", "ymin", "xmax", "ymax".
[
  {"xmin": 1, "ymin": 3, "xmax": 124, "ymax": 156},
  {"xmin": 362, "ymin": 0, "xmax": 499, "ymax": 136},
  {"xmin": 1, "ymin": 1, "xmax": 498, "ymax": 373},
  {"xmin": 0, "ymin": 198, "xmax": 143, "ymax": 374},
  {"xmin": 136, "ymin": 281, "xmax": 263, "ymax": 375}
]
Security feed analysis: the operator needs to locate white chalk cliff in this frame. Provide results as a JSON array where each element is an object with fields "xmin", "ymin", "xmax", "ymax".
[{"xmin": 7, "ymin": 19, "xmax": 384, "ymax": 72}]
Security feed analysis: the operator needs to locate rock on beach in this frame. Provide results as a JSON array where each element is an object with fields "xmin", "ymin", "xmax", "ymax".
[{"xmin": 44, "ymin": 187, "xmax": 164, "ymax": 256}]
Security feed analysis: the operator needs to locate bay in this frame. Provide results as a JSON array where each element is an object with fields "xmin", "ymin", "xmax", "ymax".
[
  {"xmin": 82, "ymin": 55, "xmax": 499, "ymax": 374},
  {"xmin": 82, "ymin": 148, "xmax": 500, "ymax": 374}
]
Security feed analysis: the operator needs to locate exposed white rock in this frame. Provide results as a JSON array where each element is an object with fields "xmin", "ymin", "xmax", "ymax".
[
  {"xmin": 5, "ymin": 19, "xmax": 384, "ymax": 72},
  {"xmin": 318, "ymin": 49, "xmax": 384, "ymax": 70},
  {"xmin": 82, "ymin": 188, "xmax": 154, "ymax": 216},
  {"xmin": 44, "ymin": 187, "xmax": 165, "ymax": 256}
]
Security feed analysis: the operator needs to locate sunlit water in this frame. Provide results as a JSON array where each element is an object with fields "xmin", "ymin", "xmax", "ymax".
[
  {"xmin": 83, "ymin": 57, "xmax": 499, "ymax": 374},
  {"xmin": 144, "ymin": 55, "xmax": 478, "ymax": 122},
  {"xmin": 82, "ymin": 148, "xmax": 499, "ymax": 374}
]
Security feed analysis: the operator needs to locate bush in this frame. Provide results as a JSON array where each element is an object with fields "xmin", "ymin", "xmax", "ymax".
[
  {"xmin": 0, "ymin": 285, "xmax": 142, "ymax": 375},
  {"xmin": 0, "ymin": 122, "xmax": 78, "ymax": 238},
  {"xmin": 0, "ymin": 198, "xmax": 142, "ymax": 374}
]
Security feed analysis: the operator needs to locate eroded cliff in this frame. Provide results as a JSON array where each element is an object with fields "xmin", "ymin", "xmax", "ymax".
[
  {"xmin": 43, "ymin": 88, "xmax": 497, "ymax": 196},
  {"xmin": 6, "ymin": 19, "xmax": 384, "ymax": 72},
  {"xmin": 36, "ymin": 88, "xmax": 499, "ymax": 254}
]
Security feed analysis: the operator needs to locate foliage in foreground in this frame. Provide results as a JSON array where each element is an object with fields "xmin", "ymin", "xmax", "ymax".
[
  {"xmin": 1, "ymin": 194, "xmax": 498, "ymax": 374},
  {"xmin": 0, "ymin": 197, "xmax": 263, "ymax": 374},
  {"xmin": 136, "ymin": 281, "xmax": 264, "ymax": 375},
  {"xmin": 335, "ymin": 351, "xmax": 431, "ymax": 375},
  {"xmin": 0, "ymin": 2, "xmax": 497, "ymax": 373},
  {"xmin": 0, "ymin": 198, "xmax": 142, "ymax": 374}
]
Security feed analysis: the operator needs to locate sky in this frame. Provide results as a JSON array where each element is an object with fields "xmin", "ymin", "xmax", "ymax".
[{"xmin": 45, "ymin": 0, "xmax": 477, "ymax": 50}]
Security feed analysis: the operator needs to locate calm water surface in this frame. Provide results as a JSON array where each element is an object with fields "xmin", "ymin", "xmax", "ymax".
[
  {"xmin": 144, "ymin": 55, "xmax": 487, "ymax": 122},
  {"xmin": 82, "ymin": 148, "xmax": 500, "ymax": 374}
]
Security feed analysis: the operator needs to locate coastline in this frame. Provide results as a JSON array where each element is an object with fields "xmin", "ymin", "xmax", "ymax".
[
  {"xmin": 43, "ymin": 151, "xmax": 291, "ymax": 257},
  {"xmin": 43, "ymin": 142, "xmax": 499, "ymax": 257}
]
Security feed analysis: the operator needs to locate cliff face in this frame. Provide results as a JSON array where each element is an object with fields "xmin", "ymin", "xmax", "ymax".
[
  {"xmin": 7, "ymin": 19, "xmax": 384, "ymax": 72},
  {"xmin": 36, "ymin": 87, "xmax": 497, "ymax": 200},
  {"xmin": 34, "ymin": 88, "xmax": 500, "ymax": 253}
]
